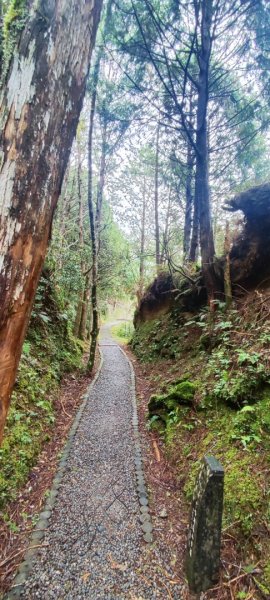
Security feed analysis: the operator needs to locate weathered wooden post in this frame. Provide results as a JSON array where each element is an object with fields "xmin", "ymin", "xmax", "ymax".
[{"xmin": 185, "ymin": 455, "xmax": 224, "ymax": 595}]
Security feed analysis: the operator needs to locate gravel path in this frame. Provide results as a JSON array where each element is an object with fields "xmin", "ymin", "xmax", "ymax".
[{"xmin": 10, "ymin": 326, "xmax": 184, "ymax": 599}]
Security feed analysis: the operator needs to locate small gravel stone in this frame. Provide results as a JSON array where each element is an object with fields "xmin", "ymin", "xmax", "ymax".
[
  {"xmin": 139, "ymin": 495, "xmax": 148, "ymax": 506},
  {"xmin": 39, "ymin": 510, "xmax": 51, "ymax": 520},
  {"xmin": 142, "ymin": 521, "xmax": 153, "ymax": 534},
  {"xmin": 139, "ymin": 513, "xmax": 151, "ymax": 524},
  {"xmin": 159, "ymin": 508, "xmax": 168, "ymax": 518},
  {"xmin": 140, "ymin": 505, "xmax": 149, "ymax": 514},
  {"xmin": 143, "ymin": 532, "xmax": 154, "ymax": 543}
]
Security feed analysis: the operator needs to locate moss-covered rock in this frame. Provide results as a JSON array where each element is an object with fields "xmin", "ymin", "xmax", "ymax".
[
  {"xmin": 168, "ymin": 381, "xmax": 196, "ymax": 403},
  {"xmin": 148, "ymin": 379, "xmax": 196, "ymax": 433}
]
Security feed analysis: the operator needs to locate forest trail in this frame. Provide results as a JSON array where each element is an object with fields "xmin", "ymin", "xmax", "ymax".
[{"xmin": 9, "ymin": 325, "xmax": 183, "ymax": 600}]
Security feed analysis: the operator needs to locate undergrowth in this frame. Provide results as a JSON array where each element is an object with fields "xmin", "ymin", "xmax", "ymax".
[
  {"xmin": 132, "ymin": 289, "xmax": 270, "ymax": 590},
  {"xmin": 0, "ymin": 270, "xmax": 84, "ymax": 510},
  {"xmin": 111, "ymin": 321, "xmax": 134, "ymax": 344}
]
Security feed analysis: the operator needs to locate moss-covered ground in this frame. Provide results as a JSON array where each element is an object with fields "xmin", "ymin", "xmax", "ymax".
[
  {"xmin": 131, "ymin": 290, "xmax": 270, "ymax": 594},
  {"xmin": 0, "ymin": 276, "xmax": 84, "ymax": 513}
]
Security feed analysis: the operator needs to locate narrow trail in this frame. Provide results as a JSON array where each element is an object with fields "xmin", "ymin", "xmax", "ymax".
[{"xmin": 10, "ymin": 326, "xmax": 184, "ymax": 599}]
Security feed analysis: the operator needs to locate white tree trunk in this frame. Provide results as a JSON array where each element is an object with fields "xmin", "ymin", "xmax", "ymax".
[{"xmin": 0, "ymin": 0, "xmax": 102, "ymax": 440}]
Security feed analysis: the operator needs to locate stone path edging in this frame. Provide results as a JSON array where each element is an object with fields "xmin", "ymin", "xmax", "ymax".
[
  {"xmin": 5, "ymin": 340, "xmax": 153, "ymax": 599},
  {"xmin": 5, "ymin": 352, "xmax": 104, "ymax": 600},
  {"xmin": 118, "ymin": 346, "xmax": 153, "ymax": 544}
]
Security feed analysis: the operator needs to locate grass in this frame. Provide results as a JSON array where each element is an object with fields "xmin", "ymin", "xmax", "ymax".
[{"xmin": 111, "ymin": 321, "xmax": 134, "ymax": 345}]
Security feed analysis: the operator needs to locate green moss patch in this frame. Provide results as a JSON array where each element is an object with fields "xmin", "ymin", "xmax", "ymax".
[{"xmin": 0, "ymin": 273, "xmax": 84, "ymax": 510}]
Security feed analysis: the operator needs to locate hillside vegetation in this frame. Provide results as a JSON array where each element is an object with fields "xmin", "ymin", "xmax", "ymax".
[
  {"xmin": 0, "ymin": 269, "xmax": 84, "ymax": 511},
  {"xmin": 132, "ymin": 279, "xmax": 270, "ymax": 594}
]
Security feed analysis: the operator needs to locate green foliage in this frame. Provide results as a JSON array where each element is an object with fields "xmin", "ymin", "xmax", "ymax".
[
  {"xmin": 135, "ymin": 293, "xmax": 270, "ymax": 551},
  {"xmin": 180, "ymin": 409, "xmax": 266, "ymax": 536},
  {"xmin": 3, "ymin": 0, "xmax": 26, "ymax": 38},
  {"xmin": 1, "ymin": 0, "xmax": 26, "ymax": 81},
  {"xmin": 132, "ymin": 314, "xmax": 185, "ymax": 362},
  {"xmin": 111, "ymin": 321, "xmax": 134, "ymax": 344},
  {"xmin": 0, "ymin": 269, "xmax": 83, "ymax": 510},
  {"xmin": 148, "ymin": 377, "xmax": 196, "ymax": 431}
]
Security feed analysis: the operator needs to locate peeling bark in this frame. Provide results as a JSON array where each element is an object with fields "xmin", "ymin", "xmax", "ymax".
[{"xmin": 0, "ymin": 0, "xmax": 102, "ymax": 441}]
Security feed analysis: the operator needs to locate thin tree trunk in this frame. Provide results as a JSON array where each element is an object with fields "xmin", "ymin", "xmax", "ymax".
[
  {"xmin": 224, "ymin": 221, "xmax": 232, "ymax": 308},
  {"xmin": 74, "ymin": 151, "xmax": 84, "ymax": 338},
  {"xmin": 183, "ymin": 143, "xmax": 194, "ymax": 262},
  {"xmin": 58, "ymin": 168, "xmax": 71, "ymax": 270},
  {"xmin": 86, "ymin": 0, "xmax": 112, "ymax": 372},
  {"xmin": 74, "ymin": 294, "xmax": 83, "ymax": 338},
  {"xmin": 79, "ymin": 273, "xmax": 90, "ymax": 339},
  {"xmin": 88, "ymin": 121, "xmax": 107, "ymax": 371},
  {"xmin": 189, "ymin": 180, "xmax": 199, "ymax": 262},
  {"xmin": 154, "ymin": 122, "xmax": 161, "ymax": 268},
  {"xmin": 0, "ymin": 0, "xmax": 102, "ymax": 441},
  {"xmin": 195, "ymin": 0, "xmax": 217, "ymax": 301},
  {"xmin": 138, "ymin": 176, "xmax": 146, "ymax": 301},
  {"xmin": 162, "ymin": 185, "xmax": 171, "ymax": 264},
  {"xmin": 87, "ymin": 86, "xmax": 99, "ymax": 371}
]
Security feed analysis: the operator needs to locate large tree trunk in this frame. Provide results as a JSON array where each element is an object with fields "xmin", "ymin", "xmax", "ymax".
[
  {"xmin": 194, "ymin": 0, "xmax": 217, "ymax": 300},
  {"xmin": 0, "ymin": 0, "xmax": 102, "ymax": 441}
]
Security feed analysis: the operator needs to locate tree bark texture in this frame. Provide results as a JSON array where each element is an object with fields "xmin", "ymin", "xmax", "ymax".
[
  {"xmin": 0, "ymin": 0, "xmax": 102, "ymax": 441},
  {"xmin": 154, "ymin": 122, "xmax": 161, "ymax": 268},
  {"xmin": 194, "ymin": 0, "xmax": 217, "ymax": 300},
  {"xmin": 87, "ymin": 116, "xmax": 107, "ymax": 371},
  {"xmin": 86, "ymin": 42, "xmax": 100, "ymax": 371},
  {"xmin": 138, "ymin": 175, "xmax": 146, "ymax": 301},
  {"xmin": 183, "ymin": 142, "xmax": 194, "ymax": 262},
  {"xmin": 79, "ymin": 272, "xmax": 90, "ymax": 339},
  {"xmin": 189, "ymin": 189, "xmax": 199, "ymax": 262},
  {"xmin": 73, "ymin": 150, "xmax": 85, "ymax": 338},
  {"xmin": 224, "ymin": 221, "xmax": 232, "ymax": 308},
  {"xmin": 162, "ymin": 185, "xmax": 171, "ymax": 264}
]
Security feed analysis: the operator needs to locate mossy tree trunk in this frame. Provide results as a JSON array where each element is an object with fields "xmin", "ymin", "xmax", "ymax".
[
  {"xmin": 79, "ymin": 272, "xmax": 91, "ymax": 340},
  {"xmin": 0, "ymin": 0, "xmax": 102, "ymax": 441}
]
